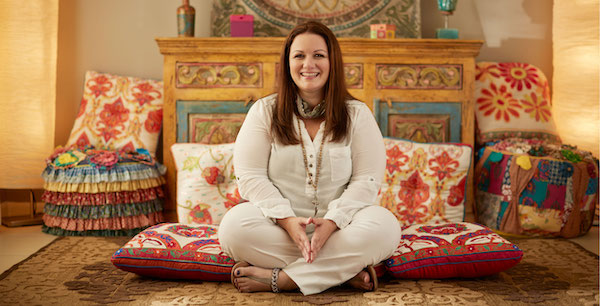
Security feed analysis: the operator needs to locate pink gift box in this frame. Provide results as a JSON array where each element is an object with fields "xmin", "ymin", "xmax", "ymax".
[{"xmin": 230, "ymin": 15, "xmax": 254, "ymax": 37}]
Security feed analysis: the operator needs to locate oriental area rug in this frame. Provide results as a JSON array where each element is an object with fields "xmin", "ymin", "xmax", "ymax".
[{"xmin": 0, "ymin": 236, "xmax": 597, "ymax": 305}]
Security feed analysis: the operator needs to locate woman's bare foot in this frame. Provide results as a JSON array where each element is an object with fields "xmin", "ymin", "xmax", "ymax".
[
  {"xmin": 232, "ymin": 265, "xmax": 297, "ymax": 293},
  {"xmin": 346, "ymin": 270, "xmax": 373, "ymax": 291}
]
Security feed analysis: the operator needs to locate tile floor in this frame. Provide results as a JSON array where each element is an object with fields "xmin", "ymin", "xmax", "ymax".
[{"xmin": 0, "ymin": 224, "xmax": 598, "ymax": 274}]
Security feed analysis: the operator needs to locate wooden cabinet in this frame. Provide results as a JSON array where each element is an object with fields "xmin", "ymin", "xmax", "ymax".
[{"xmin": 156, "ymin": 37, "xmax": 483, "ymax": 219}]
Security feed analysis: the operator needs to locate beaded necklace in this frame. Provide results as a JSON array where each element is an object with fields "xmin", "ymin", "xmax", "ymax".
[{"xmin": 296, "ymin": 117, "xmax": 326, "ymax": 218}]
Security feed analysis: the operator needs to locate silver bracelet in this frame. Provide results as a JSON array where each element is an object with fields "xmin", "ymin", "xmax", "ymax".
[{"xmin": 271, "ymin": 268, "xmax": 281, "ymax": 293}]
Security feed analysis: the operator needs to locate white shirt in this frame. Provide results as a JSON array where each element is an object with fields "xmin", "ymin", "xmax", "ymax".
[{"xmin": 233, "ymin": 94, "xmax": 385, "ymax": 229}]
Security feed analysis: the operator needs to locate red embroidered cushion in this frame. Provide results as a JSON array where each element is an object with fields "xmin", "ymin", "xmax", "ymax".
[
  {"xmin": 65, "ymin": 71, "xmax": 164, "ymax": 155},
  {"xmin": 386, "ymin": 222, "xmax": 523, "ymax": 279},
  {"xmin": 111, "ymin": 223, "xmax": 234, "ymax": 281}
]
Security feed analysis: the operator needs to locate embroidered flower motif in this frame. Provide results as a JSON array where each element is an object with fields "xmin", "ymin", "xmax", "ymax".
[
  {"xmin": 75, "ymin": 133, "xmax": 91, "ymax": 148},
  {"xmin": 397, "ymin": 171, "xmax": 430, "ymax": 224},
  {"xmin": 89, "ymin": 150, "xmax": 119, "ymax": 170},
  {"xmin": 168, "ymin": 224, "xmax": 217, "ymax": 238},
  {"xmin": 76, "ymin": 98, "xmax": 88, "ymax": 118},
  {"xmin": 448, "ymin": 176, "xmax": 467, "ymax": 206},
  {"xmin": 54, "ymin": 151, "xmax": 85, "ymax": 168},
  {"xmin": 476, "ymin": 63, "xmax": 500, "ymax": 82},
  {"xmin": 224, "ymin": 188, "xmax": 245, "ymax": 209},
  {"xmin": 477, "ymin": 83, "xmax": 521, "ymax": 122},
  {"xmin": 417, "ymin": 223, "xmax": 467, "ymax": 235},
  {"xmin": 521, "ymin": 92, "xmax": 552, "ymax": 122},
  {"xmin": 97, "ymin": 97, "xmax": 130, "ymax": 142},
  {"xmin": 409, "ymin": 148, "xmax": 427, "ymax": 172},
  {"xmin": 428, "ymin": 151, "xmax": 459, "ymax": 181},
  {"xmin": 497, "ymin": 62, "xmax": 540, "ymax": 91},
  {"xmin": 385, "ymin": 145, "xmax": 409, "ymax": 176},
  {"xmin": 132, "ymin": 82, "xmax": 162, "ymax": 106},
  {"xmin": 88, "ymin": 74, "xmax": 113, "ymax": 98},
  {"xmin": 144, "ymin": 109, "xmax": 163, "ymax": 133},
  {"xmin": 189, "ymin": 204, "xmax": 213, "ymax": 224},
  {"xmin": 202, "ymin": 167, "xmax": 225, "ymax": 185}
]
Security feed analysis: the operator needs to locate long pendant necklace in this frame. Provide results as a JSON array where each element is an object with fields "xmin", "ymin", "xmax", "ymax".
[{"xmin": 297, "ymin": 117, "xmax": 326, "ymax": 218}]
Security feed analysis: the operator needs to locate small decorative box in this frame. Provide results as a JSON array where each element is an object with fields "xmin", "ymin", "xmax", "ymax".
[
  {"xmin": 230, "ymin": 15, "xmax": 254, "ymax": 37},
  {"xmin": 370, "ymin": 24, "xmax": 396, "ymax": 39}
]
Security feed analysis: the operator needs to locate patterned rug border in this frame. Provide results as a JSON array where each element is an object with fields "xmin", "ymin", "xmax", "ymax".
[{"xmin": 0, "ymin": 236, "xmax": 61, "ymax": 281}]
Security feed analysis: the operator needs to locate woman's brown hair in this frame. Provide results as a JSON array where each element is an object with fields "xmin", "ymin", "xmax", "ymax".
[{"xmin": 272, "ymin": 21, "xmax": 352, "ymax": 145}]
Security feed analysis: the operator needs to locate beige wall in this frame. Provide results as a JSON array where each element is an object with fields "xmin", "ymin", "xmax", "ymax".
[
  {"xmin": 1, "ymin": 0, "xmax": 554, "ymax": 218},
  {"xmin": 55, "ymin": 0, "xmax": 553, "ymax": 147}
]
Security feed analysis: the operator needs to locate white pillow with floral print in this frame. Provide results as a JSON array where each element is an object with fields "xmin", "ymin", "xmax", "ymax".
[
  {"xmin": 475, "ymin": 62, "xmax": 560, "ymax": 144},
  {"xmin": 171, "ymin": 143, "xmax": 245, "ymax": 225},
  {"xmin": 65, "ymin": 71, "xmax": 164, "ymax": 154}
]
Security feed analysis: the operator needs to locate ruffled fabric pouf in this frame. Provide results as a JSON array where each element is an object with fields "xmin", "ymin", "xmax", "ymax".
[{"xmin": 41, "ymin": 147, "xmax": 166, "ymax": 236}]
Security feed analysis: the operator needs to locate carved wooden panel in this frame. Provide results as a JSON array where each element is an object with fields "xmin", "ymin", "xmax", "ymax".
[
  {"xmin": 376, "ymin": 64, "xmax": 462, "ymax": 89},
  {"xmin": 388, "ymin": 114, "xmax": 450, "ymax": 143},
  {"xmin": 176, "ymin": 63, "xmax": 262, "ymax": 88},
  {"xmin": 344, "ymin": 63, "xmax": 363, "ymax": 88},
  {"xmin": 375, "ymin": 100, "xmax": 462, "ymax": 142},
  {"xmin": 176, "ymin": 100, "xmax": 251, "ymax": 143}
]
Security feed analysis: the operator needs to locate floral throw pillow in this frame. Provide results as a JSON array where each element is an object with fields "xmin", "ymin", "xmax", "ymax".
[
  {"xmin": 386, "ymin": 222, "xmax": 523, "ymax": 279},
  {"xmin": 377, "ymin": 138, "xmax": 472, "ymax": 226},
  {"xmin": 171, "ymin": 143, "xmax": 245, "ymax": 225},
  {"xmin": 475, "ymin": 62, "xmax": 560, "ymax": 144},
  {"xmin": 65, "ymin": 71, "xmax": 164, "ymax": 155}
]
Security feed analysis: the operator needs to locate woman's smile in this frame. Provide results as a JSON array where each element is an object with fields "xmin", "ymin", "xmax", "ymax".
[{"xmin": 289, "ymin": 33, "xmax": 330, "ymax": 106}]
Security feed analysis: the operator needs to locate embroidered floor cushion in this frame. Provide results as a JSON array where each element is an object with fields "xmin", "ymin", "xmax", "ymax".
[
  {"xmin": 111, "ymin": 223, "xmax": 234, "ymax": 280},
  {"xmin": 377, "ymin": 137, "xmax": 472, "ymax": 226},
  {"xmin": 386, "ymin": 222, "xmax": 523, "ymax": 279},
  {"xmin": 65, "ymin": 71, "xmax": 164, "ymax": 155},
  {"xmin": 171, "ymin": 143, "xmax": 245, "ymax": 225},
  {"xmin": 475, "ymin": 140, "xmax": 598, "ymax": 238},
  {"xmin": 475, "ymin": 62, "xmax": 560, "ymax": 144}
]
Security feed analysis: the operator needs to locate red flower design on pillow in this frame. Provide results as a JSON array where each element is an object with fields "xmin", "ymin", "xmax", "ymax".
[
  {"xmin": 75, "ymin": 133, "xmax": 90, "ymax": 148},
  {"xmin": 447, "ymin": 176, "xmax": 466, "ymax": 207},
  {"xmin": 386, "ymin": 145, "xmax": 409, "ymax": 174},
  {"xmin": 88, "ymin": 74, "xmax": 113, "ymax": 98},
  {"xmin": 477, "ymin": 83, "xmax": 521, "ymax": 122},
  {"xmin": 202, "ymin": 167, "xmax": 225, "ymax": 185},
  {"xmin": 189, "ymin": 204, "xmax": 213, "ymax": 224},
  {"xmin": 144, "ymin": 109, "xmax": 163, "ymax": 133},
  {"xmin": 397, "ymin": 171, "xmax": 430, "ymax": 223},
  {"xmin": 97, "ymin": 97, "xmax": 130, "ymax": 142},
  {"xmin": 428, "ymin": 152, "xmax": 459, "ymax": 181},
  {"xmin": 475, "ymin": 63, "xmax": 500, "ymax": 82},
  {"xmin": 497, "ymin": 62, "xmax": 539, "ymax": 91},
  {"xmin": 417, "ymin": 223, "xmax": 468, "ymax": 235},
  {"xmin": 76, "ymin": 98, "xmax": 88, "ymax": 118},
  {"xmin": 224, "ymin": 188, "xmax": 246, "ymax": 209},
  {"xmin": 521, "ymin": 92, "xmax": 551, "ymax": 122},
  {"xmin": 132, "ymin": 82, "xmax": 162, "ymax": 106}
]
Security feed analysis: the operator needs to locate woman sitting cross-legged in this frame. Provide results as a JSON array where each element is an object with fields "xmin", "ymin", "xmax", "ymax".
[{"xmin": 218, "ymin": 20, "xmax": 401, "ymax": 295}]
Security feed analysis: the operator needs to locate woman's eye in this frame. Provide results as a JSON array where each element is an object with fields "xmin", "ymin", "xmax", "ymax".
[
  {"xmin": 294, "ymin": 54, "xmax": 304, "ymax": 59},
  {"xmin": 315, "ymin": 54, "xmax": 324, "ymax": 58}
]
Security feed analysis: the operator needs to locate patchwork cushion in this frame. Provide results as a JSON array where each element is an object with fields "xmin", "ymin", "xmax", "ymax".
[
  {"xmin": 386, "ymin": 222, "xmax": 523, "ymax": 279},
  {"xmin": 111, "ymin": 223, "xmax": 234, "ymax": 280},
  {"xmin": 475, "ymin": 140, "xmax": 598, "ymax": 238},
  {"xmin": 65, "ymin": 71, "xmax": 164, "ymax": 155},
  {"xmin": 475, "ymin": 62, "xmax": 560, "ymax": 144},
  {"xmin": 377, "ymin": 138, "xmax": 472, "ymax": 226},
  {"xmin": 171, "ymin": 143, "xmax": 245, "ymax": 225}
]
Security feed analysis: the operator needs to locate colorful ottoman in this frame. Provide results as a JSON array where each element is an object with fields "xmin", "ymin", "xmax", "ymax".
[
  {"xmin": 475, "ymin": 139, "xmax": 598, "ymax": 238},
  {"xmin": 42, "ymin": 147, "xmax": 166, "ymax": 236}
]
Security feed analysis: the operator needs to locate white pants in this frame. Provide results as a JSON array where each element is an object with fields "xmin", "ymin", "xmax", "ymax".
[{"xmin": 218, "ymin": 202, "xmax": 401, "ymax": 295}]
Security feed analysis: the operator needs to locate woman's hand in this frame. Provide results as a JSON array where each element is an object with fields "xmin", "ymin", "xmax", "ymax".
[
  {"xmin": 308, "ymin": 218, "xmax": 338, "ymax": 263},
  {"xmin": 276, "ymin": 217, "xmax": 312, "ymax": 262}
]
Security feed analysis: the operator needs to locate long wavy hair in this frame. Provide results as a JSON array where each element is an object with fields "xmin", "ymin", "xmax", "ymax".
[{"xmin": 271, "ymin": 21, "xmax": 352, "ymax": 145}]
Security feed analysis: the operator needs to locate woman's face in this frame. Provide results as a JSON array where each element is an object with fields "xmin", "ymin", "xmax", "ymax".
[{"xmin": 289, "ymin": 33, "xmax": 330, "ymax": 102}]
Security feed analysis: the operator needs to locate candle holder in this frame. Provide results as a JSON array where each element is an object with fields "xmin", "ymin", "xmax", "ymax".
[
  {"xmin": 177, "ymin": 0, "xmax": 195, "ymax": 37},
  {"xmin": 435, "ymin": 0, "xmax": 458, "ymax": 39}
]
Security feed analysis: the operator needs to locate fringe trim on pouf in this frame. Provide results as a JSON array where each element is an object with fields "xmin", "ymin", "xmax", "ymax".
[
  {"xmin": 43, "ymin": 199, "xmax": 164, "ymax": 219},
  {"xmin": 41, "ymin": 225, "xmax": 149, "ymax": 237},
  {"xmin": 42, "ymin": 187, "xmax": 165, "ymax": 205},
  {"xmin": 42, "ymin": 211, "xmax": 164, "ymax": 232}
]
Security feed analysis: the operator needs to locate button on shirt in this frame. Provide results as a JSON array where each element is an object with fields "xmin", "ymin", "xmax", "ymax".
[{"xmin": 233, "ymin": 94, "xmax": 385, "ymax": 229}]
